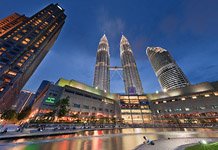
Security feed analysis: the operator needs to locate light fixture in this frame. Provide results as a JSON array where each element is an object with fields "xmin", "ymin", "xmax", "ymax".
[
  {"xmin": 205, "ymin": 94, "xmax": 210, "ymax": 97},
  {"xmin": 181, "ymin": 98, "xmax": 186, "ymax": 101},
  {"xmin": 57, "ymin": 5, "xmax": 63, "ymax": 10},
  {"xmin": 192, "ymin": 96, "xmax": 197, "ymax": 99}
]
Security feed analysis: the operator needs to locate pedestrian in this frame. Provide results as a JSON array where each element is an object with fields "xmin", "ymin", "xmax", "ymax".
[{"xmin": 143, "ymin": 136, "xmax": 155, "ymax": 145}]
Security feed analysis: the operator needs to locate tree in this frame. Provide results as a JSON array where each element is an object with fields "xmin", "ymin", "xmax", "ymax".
[
  {"xmin": 1, "ymin": 109, "xmax": 17, "ymax": 120},
  {"xmin": 17, "ymin": 107, "xmax": 32, "ymax": 120},
  {"xmin": 56, "ymin": 96, "xmax": 70, "ymax": 118}
]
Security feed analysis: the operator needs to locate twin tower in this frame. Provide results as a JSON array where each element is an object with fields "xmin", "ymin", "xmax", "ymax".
[
  {"xmin": 93, "ymin": 34, "xmax": 144, "ymax": 95},
  {"xmin": 93, "ymin": 34, "xmax": 190, "ymax": 94}
]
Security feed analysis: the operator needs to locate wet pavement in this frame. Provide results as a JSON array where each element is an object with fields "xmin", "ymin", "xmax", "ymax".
[
  {"xmin": 136, "ymin": 138, "xmax": 218, "ymax": 150},
  {"xmin": 0, "ymin": 128, "xmax": 217, "ymax": 150}
]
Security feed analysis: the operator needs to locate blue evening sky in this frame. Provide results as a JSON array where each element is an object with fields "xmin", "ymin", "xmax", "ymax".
[{"xmin": 1, "ymin": 0, "xmax": 218, "ymax": 94}]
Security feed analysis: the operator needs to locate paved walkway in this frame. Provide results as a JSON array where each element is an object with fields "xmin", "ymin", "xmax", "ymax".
[
  {"xmin": 0, "ymin": 127, "xmax": 119, "ymax": 140},
  {"xmin": 135, "ymin": 138, "xmax": 218, "ymax": 150}
]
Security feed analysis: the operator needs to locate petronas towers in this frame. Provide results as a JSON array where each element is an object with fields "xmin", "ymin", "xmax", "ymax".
[
  {"xmin": 120, "ymin": 35, "xmax": 144, "ymax": 94},
  {"xmin": 93, "ymin": 34, "xmax": 143, "ymax": 95},
  {"xmin": 93, "ymin": 34, "xmax": 190, "ymax": 94},
  {"xmin": 93, "ymin": 34, "xmax": 110, "ymax": 92}
]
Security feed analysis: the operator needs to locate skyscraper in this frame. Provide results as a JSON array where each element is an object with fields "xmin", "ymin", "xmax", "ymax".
[
  {"xmin": 146, "ymin": 47, "xmax": 190, "ymax": 91},
  {"xmin": 93, "ymin": 34, "xmax": 110, "ymax": 92},
  {"xmin": 120, "ymin": 35, "xmax": 144, "ymax": 95},
  {"xmin": 0, "ymin": 13, "xmax": 27, "ymax": 37},
  {"xmin": 0, "ymin": 3, "xmax": 66, "ymax": 111}
]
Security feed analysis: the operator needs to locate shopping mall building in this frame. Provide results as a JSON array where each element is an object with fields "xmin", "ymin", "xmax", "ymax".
[
  {"xmin": 30, "ymin": 79, "xmax": 218, "ymax": 126},
  {"xmin": 31, "ymin": 78, "xmax": 121, "ymax": 123}
]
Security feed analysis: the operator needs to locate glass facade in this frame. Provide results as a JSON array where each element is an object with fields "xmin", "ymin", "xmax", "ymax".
[
  {"xmin": 0, "ymin": 13, "xmax": 27, "ymax": 37},
  {"xmin": 0, "ymin": 4, "xmax": 66, "ymax": 111},
  {"xmin": 93, "ymin": 34, "xmax": 110, "ymax": 92},
  {"xmin": 120, "ymin": 35, "xmax": 144, "ymax": 95},
  {"xmin": 119, "ymin": 95, "xmax": 152, "ymax": 124},
  {"xmin": 146, "ymin": 47, "xmax": 190, "ymax": 91}
]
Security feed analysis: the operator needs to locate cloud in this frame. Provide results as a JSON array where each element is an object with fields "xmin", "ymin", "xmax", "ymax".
[{"xmin": 97, "ymin": 7, "xmax": 125, "ymax": 39}]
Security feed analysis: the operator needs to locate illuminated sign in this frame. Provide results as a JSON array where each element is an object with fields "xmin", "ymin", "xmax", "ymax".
[{"xmin": 45, "ymin": 97, "xmax": 55, "ymax": 104}]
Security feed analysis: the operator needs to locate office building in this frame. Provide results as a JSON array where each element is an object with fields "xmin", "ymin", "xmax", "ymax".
[
  {"xmin": 120, "ymin": 35, "xmax": 144, "ymax": 95},
  {"xmin": 93, "ymin": 34, "xmax": 110, "ymax": 92},
  {"xmin": 0, "ymin": 13, "xmax": 27, "ymax": 37},
  {"xmin": 15, "ymin": 90, "xmax": 35, "ymax": 113},
  {"xmin": 146, "ymin": 47, "xmax": 190, "ymax": 91},
  {"xmin": 0, "ymin": 4, "xmax": 66, "ymax": 111}
]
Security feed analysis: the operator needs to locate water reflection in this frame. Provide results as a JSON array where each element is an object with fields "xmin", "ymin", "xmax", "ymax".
[{"xmin": 0, "ymin": 128, "xmax": 217, "ymax": 150}]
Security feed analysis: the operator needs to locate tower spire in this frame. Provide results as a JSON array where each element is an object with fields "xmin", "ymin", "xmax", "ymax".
[
  {"xmin": 120, "ymin": 35, "xmax": 144, "ymax": 95},
  {"xmin": 93, "ymin": 34, "xmax": 110, "ymax": 92}
]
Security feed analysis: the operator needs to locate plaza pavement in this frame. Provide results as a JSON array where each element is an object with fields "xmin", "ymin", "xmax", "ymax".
[{"xmin": 135, "ymin": 137, "xmax": 218, "ymax": 150}]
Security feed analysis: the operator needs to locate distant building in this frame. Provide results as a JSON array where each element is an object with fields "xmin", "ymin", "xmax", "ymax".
[
  {"xmin": 146, "ymin": 47, "xmax": 190, "ymax": 91},
  {"xmin": 93, "ymin": 34, "xmax": 110, "ymax": 92},
  {"xmin": 120, "ymin": 35, "xmax": 144, "ymax": 95},
  {"xmin": 148, "ymin": 81, "xmax": 218, "ymax": 127},
  {"xmin": 0, "ymin": 13, "xmax": 27, "ymax": 37},
  {"xmin": 15, "ymin": 90, "xmax": 35, "ymax": 113},
  {"xmin": 31, "ymin": 78, "xmax": 121, "ymax": 123},
  {"xmin": 0, "ymin": 4, "xmax": 66, "ymax": 111}
]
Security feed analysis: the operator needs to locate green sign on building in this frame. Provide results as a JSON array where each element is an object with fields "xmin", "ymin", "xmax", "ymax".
[{"xmin": 45, "ymin": 97, "xmax": 55, "ymax": 104}]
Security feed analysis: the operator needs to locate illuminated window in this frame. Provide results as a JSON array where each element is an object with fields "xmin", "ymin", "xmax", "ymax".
[
  {"xmin": 121, "ymin": 110, "xmax": 131, "ymax": 113},
  {"xmin": 22, "ymin": 29, "xmax": 27, "ymax": 33},
  {"xmin": 34, "ymin": 44, "xmax": 39, "ymax": 48},
  {"xmin": 23, "ymin": 56, "xmax": 28, "ymax": 60},
  {"xmin": 13, "ymin": 36, "xmax": 19, "ymax": 41},
  {"xmin": 17, "ymin": 62, "xmax": 22, "ymax": 67},
  {"xmin": 7, "ymin": 71, "xmax": 17, "ymax": 76},
  {"xmin": 139, "ymin": 96, "xmax": 147, "ymax": 99},
  {"xmin": 17, "ymin": 34, "xmax": 22, "ymax": 38},
  {"xmin": 0, "ymin": 47, "xmax": 6, "ymax": 51},
  {"xmin": 25, "ymin": 38, "xmax": 30, "ymax": 42},
  {"xmin": 131, "ymin": 109, "xmax": 140, "ymax": 113},
  {"xmin": 20, "ymin": 59, "xmax": 25, "ymax": 63},
  {"xmin": 30, "ymin": 49, "xmax": 34, "ymax": 53},
  {"xmin": 22, "ymin": 41, "xmax": 28, "ymax": 45},
  {"xmin": 4, "ymin": 78, "xmax": 11, "ymax": 83},
  {"xmin": 214, "ymin": 92, "xmax": 218, "ymax": 96},
  {"xmin": 129, "ymin": 96, "xmax": 138, "ymax": 99},
  {"xmin": 0, "ymin": 88, "xmax": 4, "ymax": 92},
  {"xmin": 142, "ymin": 110, "xmax": 151, "ymax": 113},
  {"xmin": 0, "ymin": 52, "xmax": 2, "ymax": 55}
]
